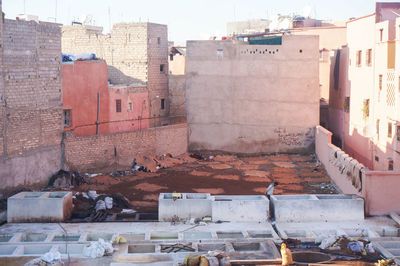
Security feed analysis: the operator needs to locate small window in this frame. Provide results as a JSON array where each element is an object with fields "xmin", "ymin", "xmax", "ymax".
[
  {"xmin": 217, "ymin": 49, "xmax": 223, "ymax": 59},
  {"xmin": 356, "ymin": 50, "xmax": 362, "ymax": 66},
  {"xmin": 380, "ymin": 29, "xmax": 383, "ymax": 42},
  {"xmin": 397, "ymin": 126, "xmax": 400, "ymax": 141},
  {"xmin": 362, "ymin": 99, "xmax": 369, "ymax": 119},
  {"xmin": 375, "ymin": 156, "xmax": 379, "ymax": 162},
  {"xmin": 388, "ymin": 159, "xmax": 394, "ymax": 171},
  {"xmin": 388, "ymin": 122, "xmax": 393, "ymax": 138},
  {"xmin": 161, "ymin": 98, "xmax": 165, "ymax": 110},
  {"xmin": 170, "ymin": 54, "xmax": 174, "ymax": 61},
  {"xmin": 379, "ymin": 75, "xmax": 383, "ymax": 90},
  {"xmin": 128, "ymin": 102, "xmax": 133, "ymax": 112},
  {"xmin": 63, "ymin": 110, "xmax": 71, "ymax": 127},
  {"xmin": 344, "ymin": 97, "xmax": 350, "ymax": 113},
  {"xmin": 160, "ymin": 64, "xmax": 165, "ymax": 73},
  {"xmin": 148, "ymin": 38, "xmax": 152, "ymax": 44},
  {"xmin": 366, "ymin": 49, "xmax": 372, "ymax": 66},
  {"xmin": 157, "ymin": 37, "xmax": 161, "ymax": 45},
  {"xmin": 376, "ymin": 119, "xmax": 380, "ymax": 139},
  {"xmin": 116, "ymin": 99, "xmax": 122, "ymax": 113}
]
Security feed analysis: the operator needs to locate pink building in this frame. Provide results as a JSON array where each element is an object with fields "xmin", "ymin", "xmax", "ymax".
[
  {"xmin": 329, "ymin": 2, "xmax": 400, "ymax": 171},
  {"xmin": 63, "ymin": 60, "xmax": 150, "ymax": 136}
]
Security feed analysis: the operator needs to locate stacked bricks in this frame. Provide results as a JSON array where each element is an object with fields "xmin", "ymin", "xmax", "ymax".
[
  {"xmin": 62, "ymin": 22, "xmax": 169, "ymax": 126},
  {"xmin": 0, "ymin": 14, "xmax": 62, "ymax": 188},
  {"xmin": 64, "ymin": 123, "xmax": 188, "ymax": 172}
]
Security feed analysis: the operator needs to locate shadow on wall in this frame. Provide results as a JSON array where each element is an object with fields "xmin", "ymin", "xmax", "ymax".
[
  {"xmin": 344, "ymin": 127, "xmax": 374, "ymax": 169},
  {"xmin": 107, "ymin": 66, "xmax": 146, "ymax": 85}
]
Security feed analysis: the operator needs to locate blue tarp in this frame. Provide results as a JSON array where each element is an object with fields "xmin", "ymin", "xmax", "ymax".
[{"xmin": 62, "ymin": 53, "xmax": 96, "ymax": 62}]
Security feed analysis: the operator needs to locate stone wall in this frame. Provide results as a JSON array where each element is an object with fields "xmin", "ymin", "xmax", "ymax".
[
  {"xmin": 186, "ymin": 36, "xmax": 319, "ymax": 154},
  {"xmin": 0, "ymin": 15, "xmax": 62, "ymax": 188},
  {"xmin": 64, "ymin": 123, "xmax": 188, "ymax": 172}
]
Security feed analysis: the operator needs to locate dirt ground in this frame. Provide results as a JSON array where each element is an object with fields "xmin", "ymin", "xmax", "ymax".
[{"xmin": 74, "ymin": 153, "xmax": 337, "ymax": 213}]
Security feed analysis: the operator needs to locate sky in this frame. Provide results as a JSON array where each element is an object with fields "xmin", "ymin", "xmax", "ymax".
[{"xmin": 2, "ymin": 0, "xmax": 398, "ymax": 45}]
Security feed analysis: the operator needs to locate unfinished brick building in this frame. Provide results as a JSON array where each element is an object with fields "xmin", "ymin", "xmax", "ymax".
[
  {"xmin": 62, "ymin": 23, "xmax": 169, "ymax": 127},
  {"xmin": 0, "ymin": 0, "xmax": 63, "ymax": 188}
]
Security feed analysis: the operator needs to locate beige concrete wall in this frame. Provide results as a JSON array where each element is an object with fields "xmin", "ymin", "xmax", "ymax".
[
  {"xmin": 169, "ymin": 75, "xmax": 186, "ymax": 118},
  {"xmin": 186, "ymin": 36, "xmax": 319, "ymax": 154},
  {"xmin": 169, "ymin": 55, "xmax": 185, "ymax": 75}
]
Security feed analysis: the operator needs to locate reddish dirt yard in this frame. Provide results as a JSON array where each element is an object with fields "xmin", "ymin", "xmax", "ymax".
[{"xmin": 76, "ymin": 153, "xmax": 337, "ymax": 213}]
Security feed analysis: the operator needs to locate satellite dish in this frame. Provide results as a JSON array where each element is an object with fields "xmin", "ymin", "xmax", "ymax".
[{"xmin": 302, "ymin": 6, "xmax": 312, "ymax": 18}]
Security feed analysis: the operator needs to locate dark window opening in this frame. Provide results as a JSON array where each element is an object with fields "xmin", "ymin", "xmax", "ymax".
[
  {"xmin": 157, "ymin": 37, "xmax": 161, "ymax": 45},
  {"xmin": 170, "ymin": 54, "xmax": 173, "ymax": 61},
  {"xmin": 388, "ymin": 159, "xmax": 394, "ymax": 171},
  {"xmin": 356, "ymin": 50, "xmax": 362, "ymax": 66},
  {"xmin": 344, "ymin": 97, "xmax": 350, "ymax": 113},
  {"xmin": 63, "ymin": 110, "xmax": 71, "ymax": 127},
  {"xmin": 380, "ymin": 29, "xmax": 383, "ymax": 42},
  {"xmin": 366, "ymin": 49, "xmax": 372, "ymax": 66},
  {"xmin": 161, "ymin": 99, "xmax": 165, "ymax": 110},
  {"xmin": 397, "ymin": 126, "xmax": 400, "ymax": 141},
  {"xmin": 116, "ymin": 99, "xmax": 122, "ymax": 113},
  {"xmin": 379, "ymin": 75, "xmax": 383, "ymax": 90},
  {"xmin": 388, "ymin": 122, "xmax": 393, "ymax": 138},
  {"xmin": 375, "ymin": 156, "xmax": 379, "ymax": 162},
  {"xmin": 160, "ymin": 64, "xmax": 165, "ymax": 73}
]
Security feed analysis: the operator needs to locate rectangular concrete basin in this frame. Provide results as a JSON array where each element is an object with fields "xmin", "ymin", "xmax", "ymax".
[{"xmin": 212, "ymin": 195, "xmax": 269, "ymax": 222}]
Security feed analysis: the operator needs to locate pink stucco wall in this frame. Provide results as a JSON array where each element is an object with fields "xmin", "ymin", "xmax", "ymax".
[{"xmin": 316, "ymin": 125, "xmax": 400, "ymax": 215}]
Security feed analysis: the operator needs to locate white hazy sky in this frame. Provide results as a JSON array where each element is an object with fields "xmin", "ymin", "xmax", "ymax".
[{"xmin": 2, "ymin": 0, "xmax": 397, "ymax": 45}]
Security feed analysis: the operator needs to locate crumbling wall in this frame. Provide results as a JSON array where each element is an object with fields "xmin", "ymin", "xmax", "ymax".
[
  {"xmin": 64, "ymin": 123, "xmax": 188, "ymax": 172},
  {"xmin": 0, "ymin": 17, "xmax": 62, "ymax": 189},
  {"xmin": 186, "ymin": 36, "xmax": 319, "ymax": 154}
]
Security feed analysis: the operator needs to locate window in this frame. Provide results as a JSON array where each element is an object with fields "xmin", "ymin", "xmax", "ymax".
[
  {"xmin": 375, "ymin": 156, "xmax": 379, "ymax": 162},
  {"xmin": 380, "ymin": 29, "xmax": 383, "ymax": 42},
  {"xmin": 157, "ymin": 37, "xmax": 161, "ymax": 45},
  {"xmin": 217, "ymin": 49, "xmax": 224, "ymax": 59},
  {"xmin": 128, "ymin": 102, "xmax": 133, "ymax": 112},
  {"xmin": 356, "ymin": 50, "xmax": 362, "ymax": 66},
  {"xmin": 366, "ymin": 49, "xmax": 372, "ymax": 66},
  {"xmin": 344, "ymin": 97, "xmax": 349, "ymax": 112},
  {"xmin": 379, "ymin": 75, "xmax": 383, "ymax": 90},
  {"xmin": 160, "ymin": 64, "xmax": 165, "ymax": 73},
  {"xmin": 63, "ymin": 110, "xmax": 71, "ymax": 127},
  {"xmin": 388, "ymin": 122, "xmax": 393, "ymax": 138},
  {"xmin": 376, "ymin": 119, "xmax": 380, "ymax": 139},
  {"xmin": 116, "ymin": 99, "xmax": 122, "ymax": 113},
  {"xmin": 161, "ymin": 99, "xmax": 165, "ymax": 110},
  {"xmin": 148, "ymin": 38, "xmax": 152, "ymax": 44},
  {"xmin": 388, "ymin": 159, "xmax": 394, "ymax": 171},
  {"xmin": 397, "ymin": 126, "xmax": 400, "ymax": 141},
  {"xmin": 362, "ymin": 99, "xmax": 369, "ymax": 119},
  {"xmin": 170, "ymin": 54, "xmax": 174, "ymax": 61}
]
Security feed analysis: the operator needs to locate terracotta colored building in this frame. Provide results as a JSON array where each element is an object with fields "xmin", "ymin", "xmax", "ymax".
[{"xmin": 63, "ymin": 60, "xmax": 149, "ymax": 136}]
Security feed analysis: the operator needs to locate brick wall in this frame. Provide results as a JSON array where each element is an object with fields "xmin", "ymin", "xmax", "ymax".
[
  {"xmin": 169, "ymin": 75, "xmax": 186, "ymax": 117},
  {"xmin": 62, "ymin": 22, "xmax": 169, "ymax": 126},
  {"xmin": 64, "ymin": 123, "xmax": 188, "ymax": 172},
  {"xmin": 0, "ymin": 16, "xmax": 62, "ymax": 189}
]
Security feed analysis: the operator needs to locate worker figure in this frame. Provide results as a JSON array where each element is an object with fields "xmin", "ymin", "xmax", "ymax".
[{"xmin": 266, "ymin": 182, "xmax": 278, "ymax": 200}]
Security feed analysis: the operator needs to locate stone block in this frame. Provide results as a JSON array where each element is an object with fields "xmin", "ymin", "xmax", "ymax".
[
  {"xmin": 7, "ymin": 191, "xmax": 73, "ymax": 223},
  {"xmin": 158, "ymin": 193, "xmax": 211, "ymax": 221},
  {"xmin": 211, "ymin": 195, "xmax": 269, "ymax": 222},
  {"xmin": 271, "ymin": 194, "xmax": 364, "ymax": 222}
]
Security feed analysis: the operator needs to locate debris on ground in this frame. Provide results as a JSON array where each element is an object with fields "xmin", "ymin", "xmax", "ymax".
[
  {"xmin": 24, "ymin": 250, "xmax": 62, "ymax": 265},
  {"xmin": 48, "ymin": 170, "xmax": 85, "ymax": 188},
  {"xmin": 183, "ymin": 250, "xmax": 230, "ymax": 266},
  {"xmin": 162, "ymin": 243, "xmax": 195, "ymax": 253},
  {"xmin": 83, "ymin": 238, "xmax": 114, "ymax": 258},
  {"xmin": 113, "ymin": 236, "xmax": 127, "ymax": 244}
]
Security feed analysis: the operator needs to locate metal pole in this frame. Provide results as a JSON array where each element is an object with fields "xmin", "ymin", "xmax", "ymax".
[{"xmin": 96, "ymin": 92, "xmax": 100, "ymax": 135}]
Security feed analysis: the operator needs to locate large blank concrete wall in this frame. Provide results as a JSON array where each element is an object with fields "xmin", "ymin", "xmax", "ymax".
[{"xmin": 186, "ymin": 36, "xmax": 319, "ymax": 154}]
